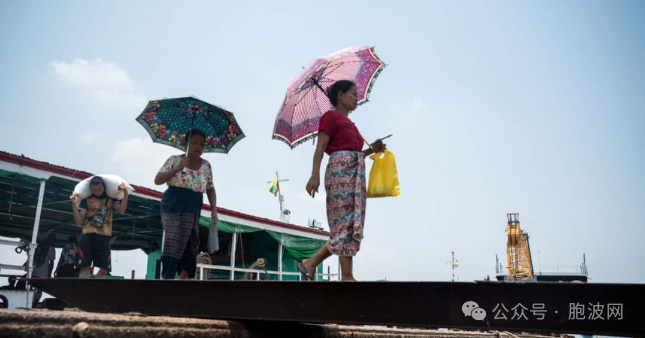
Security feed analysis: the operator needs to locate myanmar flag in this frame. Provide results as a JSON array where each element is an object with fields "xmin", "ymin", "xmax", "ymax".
[{"xmin": 269, "ymin": 174, "xmax": 280, "ymax": 196}]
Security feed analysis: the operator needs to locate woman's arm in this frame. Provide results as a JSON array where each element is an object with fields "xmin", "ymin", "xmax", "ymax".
[
  {"xmin": 362, "ymin": 139, "xmax": 386, "ymax": 156},
  {"xmin": 206, "ymin": 187, "xmax": 218, "ymax": 224},
  {"xmin": 154, "ymin": 156, "xmax": 188, "ymax": 185},
  {"xmin": 311, "ymin": 132, "xmax": 330, "ymax": 178},
  {"xmin": 305, "ymin": 132, "xmax": 330, "ymax": 198}
]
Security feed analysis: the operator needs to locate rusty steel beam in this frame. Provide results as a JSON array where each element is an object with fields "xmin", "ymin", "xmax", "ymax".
[{"xmin": 28, "ymin": 278, "xmax": 644, "ymax": 337}]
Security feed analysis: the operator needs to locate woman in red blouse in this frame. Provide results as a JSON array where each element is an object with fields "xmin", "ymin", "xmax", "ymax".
[{"xmin": 298, "ymin": 80, "xmax": 386, "ymax": 281}]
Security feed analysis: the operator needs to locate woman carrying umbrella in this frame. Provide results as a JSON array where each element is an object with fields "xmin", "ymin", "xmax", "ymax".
[
  {"xmin": 300, "ymin": 80, "xmax": 386, "ymax": 281},
  {"xmin": 154, "ymin": 128, "xmax": 218, "ymax": 280}
]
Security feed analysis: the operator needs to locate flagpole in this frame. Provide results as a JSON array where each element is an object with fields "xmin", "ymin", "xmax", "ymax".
[
  {"xmin": 276, "ymin": 171, "xmax": 284, "ymax": 218},
  {"xmin": 275, "ymin": 171, "xmax": 284, "ymax": 217},
  {"xmin": 268, "ymin": 171, "xmax": 290, "ymax": 223}
]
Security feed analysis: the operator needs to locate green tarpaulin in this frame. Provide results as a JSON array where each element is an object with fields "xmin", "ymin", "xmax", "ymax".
[
  {"xmin": 0, "ymin": 169, "xmax": 44, "ymax": 183},
  {"xmin": 199, "ymin": 217, "xmax": 326, "ymax": 261}
]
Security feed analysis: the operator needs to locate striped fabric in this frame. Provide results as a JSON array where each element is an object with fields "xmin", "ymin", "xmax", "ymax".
[
  {"xmin": 273, "ymin": 46, "xmax": 387, "ymax": 148},
  {"xmin": 324, "ymin": 150, "xmax": 367, "ymax": 256}
]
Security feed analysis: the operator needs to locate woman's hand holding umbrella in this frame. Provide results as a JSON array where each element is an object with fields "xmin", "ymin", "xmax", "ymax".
[
  {"xmin": 369, "ymin": 140, "xmax": 387, "ymax": 154},
  {"xmin": 175, "ymin": 156, "xmax": 189, "ymax": 171}
]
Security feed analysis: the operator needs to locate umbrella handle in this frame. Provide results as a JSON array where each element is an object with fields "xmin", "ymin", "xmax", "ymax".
[
  {"xmin": 183, "ymin": 146, "xmax": 189, "ymax": 173},
  {"xmin": 361, "ymin": 136, "xmax": 373, "ymax": 151},
  {"xmin": 362, "ymin": 134, "xmax": 391, "ymax": 152},
  {"xmin": 183, "ymin": 128, "xmax": 193, "ymax": 174}
]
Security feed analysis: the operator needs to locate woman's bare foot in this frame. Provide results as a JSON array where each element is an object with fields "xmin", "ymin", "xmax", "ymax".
[{"xmin": 341, "ymin": 274, "xmax": 357, "ymax": 282}]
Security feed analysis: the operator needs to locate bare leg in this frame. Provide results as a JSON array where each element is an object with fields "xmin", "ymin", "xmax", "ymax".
[
  {"xmin": 79, "ymin": 267, "xmax": 92, "ymax": 279},
  {"xmin": 178, "ymin": 270, "xmax": 189, "ymax": 280},
  {"xmin": 302, "ymin": 242, "xmax": 332, "ymax": 279},
  {"xmin": 339, "ymin": 256, "xmax": 356, "ymax": 281}
]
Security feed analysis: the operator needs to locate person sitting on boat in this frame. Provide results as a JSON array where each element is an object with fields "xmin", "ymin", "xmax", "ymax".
[
  {"xmin": 54, "ymin": 235, "xmax": 79, "ymax": 278},
  {"xmin": 30, "ymin": 232, "xmax": 57, "ymax": 307}
]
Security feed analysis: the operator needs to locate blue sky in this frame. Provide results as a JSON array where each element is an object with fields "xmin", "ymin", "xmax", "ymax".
[{"xmin": 0, "ymin": 1, "xmax": 644, "ymax": 284}]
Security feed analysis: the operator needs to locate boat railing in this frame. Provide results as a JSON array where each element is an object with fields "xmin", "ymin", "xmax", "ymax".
[
  {"xmin": 535, "ymin": 264, "xmax": 587, "ymax": 275},
  {"xmin": 196, "ymin": 263, "xmax": 341, "ymax": 281}
]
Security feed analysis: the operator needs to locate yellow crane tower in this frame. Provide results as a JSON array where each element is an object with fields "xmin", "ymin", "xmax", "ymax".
[{"xmin": 505, "ymin": 213, "xmax": 534, "ymax": 280}]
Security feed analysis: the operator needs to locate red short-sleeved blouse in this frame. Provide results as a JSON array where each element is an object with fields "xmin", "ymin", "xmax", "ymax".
[{"xmin": 318, "ymin": 110, "xmax": 363, "ymax": 155}]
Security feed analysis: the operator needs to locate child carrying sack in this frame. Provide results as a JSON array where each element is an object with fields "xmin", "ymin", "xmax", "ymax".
[
  {"xmin": 367, "ymin": 149, "xmax": 401, "ymax": 198},
  {"xmin": 73, "ymin": 174, "xmax": 134, "ymax": 206}
]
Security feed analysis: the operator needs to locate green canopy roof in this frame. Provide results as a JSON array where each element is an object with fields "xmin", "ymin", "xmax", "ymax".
[{"xmin": 0, "ymin": 154, "xmax": 328, "ymax": 259}]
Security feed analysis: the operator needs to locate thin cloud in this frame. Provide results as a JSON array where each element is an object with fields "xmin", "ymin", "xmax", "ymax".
[
  {"xmin": 297, "ymin": 190, "xmax": 326, "ymax": 204},
  {"xmin": 80, "ymin": 132, "xmax": 96, "ymax": 142},
  {"xmin": 111, "ymin": 137, "xmax": 178, "ymax": 189},
  {"xmin": 76, "ymin": 132, "xmax": 113, "ymax": 151},
  {"xmin": 389, "ymin": 97, "xmax": 428, "ymax": 114},
  {"xmin": 50, "ymin": 58, "xmax": 147, "ymax": 107}
]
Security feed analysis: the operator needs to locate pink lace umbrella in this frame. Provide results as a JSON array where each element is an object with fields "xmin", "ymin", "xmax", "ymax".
[{"xmin": 272, "ymin": 46, "xmax": 386, "ymax": 148}]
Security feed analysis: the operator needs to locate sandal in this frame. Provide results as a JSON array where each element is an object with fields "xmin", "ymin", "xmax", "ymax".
[{"xmin": 296, "ymin": 262, "xmax": 313, "ymax": 281}]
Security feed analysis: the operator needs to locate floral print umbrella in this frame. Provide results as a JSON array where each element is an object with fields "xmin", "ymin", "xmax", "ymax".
[
  {"xmin": 136, "ymin": 96, "xmax": 245, "ymax": 154},
  {"xmin": 272, "ymin": 46, "xmax": 386, "ymax": 149}
]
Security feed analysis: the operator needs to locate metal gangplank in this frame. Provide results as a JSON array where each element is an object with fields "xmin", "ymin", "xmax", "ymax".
[{"xmin": 29, "ymin": 278, "xmax": 645, "ymax": 337}]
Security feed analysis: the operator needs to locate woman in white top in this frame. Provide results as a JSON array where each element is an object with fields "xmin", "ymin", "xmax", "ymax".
[{"xmin": 155, "ymin": 129, "xmax": 218, "ymax": 279}]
